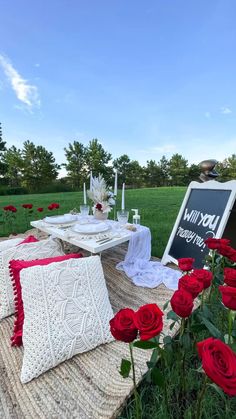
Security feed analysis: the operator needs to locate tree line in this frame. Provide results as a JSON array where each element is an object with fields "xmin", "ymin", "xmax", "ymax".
[{"xmin": 0, "ymin": 124, "xmax": 235, "ymax": 194}]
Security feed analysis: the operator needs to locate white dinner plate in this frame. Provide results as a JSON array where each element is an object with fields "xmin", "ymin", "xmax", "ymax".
[
  {"xmin": 43, "ymin": 214, "xmax": 78, "ymax": 226},
  {"xmin": 71, "ymin": 222, "xmax": 110, "ymax": 234}
]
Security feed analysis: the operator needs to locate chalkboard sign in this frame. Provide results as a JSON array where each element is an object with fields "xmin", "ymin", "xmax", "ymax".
[{"xmin": 161, "ymin": 180, "xmax": 236, "ymax": 268}]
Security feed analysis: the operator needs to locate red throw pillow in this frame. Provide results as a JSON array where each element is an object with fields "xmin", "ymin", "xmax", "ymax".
[
  {"xmin": 10, "ymin": 253, "xmax": 83, "ymax": 346},
  {"xmin": 18, "ymin": 235, "xmax": 39, "ymax": 245}
]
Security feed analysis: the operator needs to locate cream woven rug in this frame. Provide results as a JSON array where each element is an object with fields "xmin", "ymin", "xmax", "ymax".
[{"xmin": 0, "ymin": 242, "xmax": 178, "ymax": 419}]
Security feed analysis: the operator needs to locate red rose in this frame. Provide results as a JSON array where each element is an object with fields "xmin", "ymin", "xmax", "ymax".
[
  {"xmin": 22, "ymin": 204, "xmax": 33, "ymax": 209},
  {"xmin": 197, "ymin": 337, "xmax": 236, "ymax": 396},
  {"xmin": 217, "ymin": 244, "xmax": 236, "ymax": 260},
  {"xmin": 134, "ymin": 304, "xmax": 163, "ymax": 341},
  {"xmin": 219, "ymin": 286, "xmax": 236, "ymax": 310},
  {"xmin": 4, "ymin": 205, "xmax": 17, "ymax": 212},
  {"xmin": 204, "ymin": 238, "xmax": 230, "ymax": 250},
  {"xmin": 96, "ymin": 203, "xmax": 102, "ymax": 211},
  {"xmin": 170, "ymin": 289, "xmax": 194, "ymax": 318},
  {"xmin": 178, "ymin": 274, "xmax": 204, "ymax": 298},
  {"xmin": 178, "ymin": 258, "xmax": 195, "ymax": 272},
  {"xmin": 191, "ymin": 269, "xmax": 213, "ymax": 290},
  {"xmin": 224, "ymin": 268, "xmax": 236, "ymax": 287},
  {"xmin": 110, "ymin": 308, "xmax": 137, "ymax": 343},
  {"xmin": 48, "ymin": 203, "xmax": 60, "ymax": 210},
  {"xmin": 37, "ymin": 207, "xmax": 44, "ymax": 212}
]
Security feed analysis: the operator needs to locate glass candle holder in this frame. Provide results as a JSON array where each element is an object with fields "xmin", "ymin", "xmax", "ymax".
[
  {"xmin": 80, "ymin": 205, "xmax": 90, "ymax": 216},
  {"xmin": 117, "ymin": 210, "xmax": 129, "ymax": 225}
]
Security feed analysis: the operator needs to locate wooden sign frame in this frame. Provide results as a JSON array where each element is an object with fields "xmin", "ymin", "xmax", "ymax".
[{"xmin": 161, "ymin": 180, "xmax": 236, "ymax": 267}]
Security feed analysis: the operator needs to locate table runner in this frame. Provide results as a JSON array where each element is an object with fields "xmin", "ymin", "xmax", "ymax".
[{"xmin": 116, "ymin": 225, "xmax": 181, "ymax": 289}]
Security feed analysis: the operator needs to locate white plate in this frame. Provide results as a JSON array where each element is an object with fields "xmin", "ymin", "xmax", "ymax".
[
  {"xmin": 71, "ymin": 222, "xmax": 110, "ymax": 234},
  {"xmin": 43, "ymin": 215, "xmax": 78, "ymax": 225}
]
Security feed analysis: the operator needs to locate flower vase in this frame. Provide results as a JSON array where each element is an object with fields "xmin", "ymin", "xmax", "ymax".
[{"xmin": 94, "ymin": 210, "xmax": 108, "ymax": 221}]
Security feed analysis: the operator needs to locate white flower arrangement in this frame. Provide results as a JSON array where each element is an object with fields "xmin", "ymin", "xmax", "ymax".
[{"xmin": 87, "ymin": 175, "xmax": 115, "ymax": 213}]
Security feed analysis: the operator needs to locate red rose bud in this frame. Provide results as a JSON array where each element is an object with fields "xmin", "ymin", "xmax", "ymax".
[
  {"xmin": 224, "ymin": 268, "xmax": 236, "ymax": 287},
  {"xmin": 197, "ymin": 337, "xmax": 236, "ymax": 396},
  {"xmin": 191, "ymin": 269, "xmax": 213, "ymax": 290},
  {"xmin": 178, "ymin": 258, "xmax": 195, "ymax": 272},
  {"xmin": 170, "ymin": 289, "xmax": 194, "ymax": 318},
  {"xmin": 48, "ymin": 205, "xmax": 53, "ymax": 210},
  {"xmin": 134, "ymin": 304, "xmax": 163, "ymax": 341},
  {"xmin": 37, "ymin": 207, "xmax": 44, "ymax": 212},
  {"xmin": 204, "ymin": 238, "xmax": 230, "ymax": 250},
  {"xmin": 178, "ymin": 274, "xmax": 204, "ymax": 298},
  {"xmin": 109, "ymin": 308, "xmax": 138, "ymax": 343},
  {"xmin": 219, "ymin": 286, "xmax": 236, "ymax": 311}
]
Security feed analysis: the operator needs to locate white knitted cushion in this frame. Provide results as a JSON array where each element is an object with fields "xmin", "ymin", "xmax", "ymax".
[
  {"xmin": 0, "ymin": 238, "xmax": 64, "ymax": 320},
  {"xmin": 0, "ymin": 237, "xmax": 23, "ymax": 251},
  {"xmin": 20, "ymin": 256, "xmax": 114, "ymax": 383}
]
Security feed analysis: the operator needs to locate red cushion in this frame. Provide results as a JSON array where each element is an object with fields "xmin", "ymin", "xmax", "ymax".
[
  {"xmin": 18, "ymin": 235, "xmax": 39, "ymax": 245},
  {"xmin": 10, "ymin": 253, "xmax": 83, "ymax": 346}
]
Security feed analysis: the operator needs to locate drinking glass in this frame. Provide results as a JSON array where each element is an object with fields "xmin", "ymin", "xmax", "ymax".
[
  {"xmin": 117, "ymin": 210, "xmax": 129, "ymax": 225},
  {"xmin": 80, "ymin": 205, "xmax": 90, "ymax": 216}
]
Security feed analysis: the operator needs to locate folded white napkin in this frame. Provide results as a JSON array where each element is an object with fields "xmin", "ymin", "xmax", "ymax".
[{"xmin": 44, "ymin": 214, "xmax": 78, "ymax": 224}]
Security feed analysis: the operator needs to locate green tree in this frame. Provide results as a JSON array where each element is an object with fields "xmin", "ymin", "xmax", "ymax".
[
  {"xmin": 159, "ymin": 155, "xmax": 170, "ymax": 186},
  {"xmin": 63, "ymin": 141, "xmax": 87, "ymax": 189},
  {"xmin": 0, "ymin": 122, "xmax": 7, "ymax": 176},
  {"xmin": 188, "ymin": 163, "xmax": 200, "ymax": 182},
  {"xmin": 21, "ymin": 141, "xmax": 59, "ymax": 192},
  {"xmin": 3, "ymin": 146, "xmax": 23, "ymax": 187},
  {"xmin": 169, "ymin": 153, "xmax": 189, "ymax": 186},
  {"xmin": 126, "ymin": 160, "xmax": 143, "ymax": 188},
  {"xmin": 144, "ymin": 160, "xmax": 162, "ymax": 187},
  {"xmin": 113, "ymin": 154, "xmax": 131, "ymax": 186},
  {"xmin": 85, "ymin": 139, "xmax": 112, "ymax": 181}
]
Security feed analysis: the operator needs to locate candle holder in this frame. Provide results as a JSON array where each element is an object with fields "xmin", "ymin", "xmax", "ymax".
[
  {"xmin": 80, "ymin": 205, "xmax": 90, "ymax": 217},
  {"xmin": 117, "ymin": 210, "xmax": 129, "ymax": 225}
]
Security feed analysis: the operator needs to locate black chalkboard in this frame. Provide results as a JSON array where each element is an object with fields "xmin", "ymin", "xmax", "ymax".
[
  {"xmin": 161, "ymin": 181, "xmax": 236, "ymax": 269},
  {"xmin": 168, "ymin": 189, "xmax": 231, "ymax": 267}
]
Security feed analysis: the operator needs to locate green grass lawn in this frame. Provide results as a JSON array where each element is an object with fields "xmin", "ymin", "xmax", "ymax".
[{"xmin": 0, "ymin": 187, "xmax": 186, "ymax": 257}]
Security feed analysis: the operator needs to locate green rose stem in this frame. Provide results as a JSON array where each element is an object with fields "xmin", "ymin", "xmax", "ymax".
[
  {"xmin": 228, "ymin": 310, "xmax": 235, "ymax": 345},
  {"xmin": 180, "ymin": 318, "xmax": 187, "ymax": 396},
  {"xmin": 208, "ymin": 250, "xmax": 216, "ymax": 303},
  {"xmin": 195, "ymin": 375, "xmax": 208, "ymax": 419},
  {"xmin": 129, "ymin": 343, "xmax": 141, "ymax": 419},
  {"xmin": 200, "ymin": 289, "xmax": 205, "ymax": 310}
]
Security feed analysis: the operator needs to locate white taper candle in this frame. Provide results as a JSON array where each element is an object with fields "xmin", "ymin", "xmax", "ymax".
[
  {"xmin": 114, "ymin": 170, "xmax": 118, "ymax": 196},
  {"xmin": 83, "ymin": 183, "xmax": 87, "ymax": 205},
  {"xmin": 121, "ymin": 183, "xmax": 125, "ymax": 210}
]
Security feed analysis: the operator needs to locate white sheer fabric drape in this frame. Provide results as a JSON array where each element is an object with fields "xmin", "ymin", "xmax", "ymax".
[{"xmin": 116, "ymin": 226, "xmax": 181, "ymax": 289}]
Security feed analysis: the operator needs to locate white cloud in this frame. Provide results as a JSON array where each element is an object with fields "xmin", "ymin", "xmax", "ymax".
[
  {"xmin": 138, "ymin": 144, "xmax": 176, "ymax": 154},
  {"xmin": 0, "ymin": 54, "xmax": 40, "ymax": 110},
  {"xmin": 220, "ymin": 106, "xmax": 232, "ymax": 115}
]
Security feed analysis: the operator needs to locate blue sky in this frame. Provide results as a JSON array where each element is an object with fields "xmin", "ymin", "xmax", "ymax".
[{"xmin": 0, "ymin": 0, "xmax": 235, "ymax": 176}]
